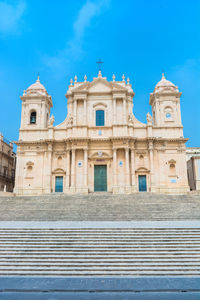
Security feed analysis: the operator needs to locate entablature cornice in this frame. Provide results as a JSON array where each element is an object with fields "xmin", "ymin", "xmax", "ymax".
[
  {"xmin": 152, "ymin": 125, "xmax": 183, "ymax": 129},
  {"xmin": 73, "ymin": 93, "xmax": 88, "ymax": 100}
]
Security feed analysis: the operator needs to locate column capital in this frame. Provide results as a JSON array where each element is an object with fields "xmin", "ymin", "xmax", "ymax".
[
  {"xmin": 148, "ymin": 140, "xmax": 154, "ymax": 150},
  {"xmin": 47, "ymin": 143, "xmax": 53, "ymax": 152}
]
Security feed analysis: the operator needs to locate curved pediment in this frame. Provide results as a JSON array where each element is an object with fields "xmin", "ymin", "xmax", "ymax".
[
  {"xmin": 93, "ymin": 102, "xmax": 107, "ymax": 108},
  {"xmin": 52, "ymin": 168, "xmax": 66, "ymax": 174},
  {"xmin": 135, "ymin": 167, "xmax": 150, "ymax": 173}
]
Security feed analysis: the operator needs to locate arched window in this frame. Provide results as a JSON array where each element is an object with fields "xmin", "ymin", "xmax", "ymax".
[
  {"xmin": 96, "ymin": 110, "xmax": 104, "ymax": 126},
  {"xmin": 164, "ymin": 106, "xmax": 173, "ymax": 121},
  {"xmin": 30, "ymin": 111, "xmax": 36, "ymax": 124},
  {"xmin": 169, "ymin": 163, "xmax": 176, "ymax": 176},
  {"xmin": 27, "ymin": 165, "xmax": 33, "ymax": 174}
]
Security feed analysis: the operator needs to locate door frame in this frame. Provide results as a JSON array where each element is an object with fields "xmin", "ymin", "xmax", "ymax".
[
  {"xmin": 94, "ymin": 164, "xmax": 108, "ymax": 192},
  {"xmin": 52, "ymin": 168, "xmax": 66, "ymax": 193},
  {"xmin": 135, "ymin": 168, "xmax": 150, "ymax": 192},
  {"xmin": 55, "ymin": 176, "xmax": 64, "ymax": 192},
  {"xmin": 138, "ymin": 174, "xmax": 147, "ymax": 192}
]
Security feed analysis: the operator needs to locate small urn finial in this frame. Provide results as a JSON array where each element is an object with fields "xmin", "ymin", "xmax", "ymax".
[
  {"xmin": 122, "ymin": 74, "xmax": 125, "ymax": 81},
  {"xmin": 74, "ymin": 75, "xmax": 77, "ymax": 83},
  {"xmin": 70, "ymin": 78, "xmax": 73, "ymax": 86},
  {"xmin": 112, "ymin": 74, "xmax": 115, "ymax": 82},
  {"xmin": 84, "ymin": 75, "xmax": 87, "ymax": 82},
  {"xmin": 127, "ymin": 77, "xmax": 130, "ymax": 84},
  {"xmin": 98, "ymin": 70, "xmax": 102, "ymax": 77}
]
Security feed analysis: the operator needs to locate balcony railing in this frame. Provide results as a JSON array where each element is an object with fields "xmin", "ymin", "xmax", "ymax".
[{"xmin": 0, "ymin": 171, "xmax": 15, "ymax": 181}]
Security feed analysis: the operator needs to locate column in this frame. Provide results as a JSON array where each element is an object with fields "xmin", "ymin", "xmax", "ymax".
[
  {"xmin": 125, "ymin": 148, "xmax": 130, "ymax": 186},
  {"xmin": 123, "ymin": 98, "xmax": 126, "ymax": 123},
  {"xmin": 83, "ymin": 99, "xmax": 87, "ymax": 125},
  {"xmin": 113, "ymin": 98, "xmax": 116, "ymax": 124},
  {"xmin": 113, "ymin": 148, "xmax": 117, "ymax": 186},
  {"xmin": 21, "ymin": 103, "xmax": 25, "ymax": 128},
  {"xmin": 84, "ymin": 149, "xmax": 88, "ymax": 187},
  {"xmin": 41, "ymin": 101, "xmax": 46, "ymax": 128},
  {"xmin": 65, "ymin": 150, "xmax": 70, "ymax": 189},
  {"xmin": 71, "ymin": 149, "xmax": 76, "ymax": 187},
  {"xmin": 149, "ymin": 141, "xmax": 155, "ymax": 189},
  {"xmin": 73, "ymin": 99, "xmax": 77, "ymax": 125},
  {"xmin": 44, "ymin": 143, "xmax": 52, "ymax": 193},
  {"xmin": 131, "ymin": 148, "xmax": 136, "ymax": 186}
]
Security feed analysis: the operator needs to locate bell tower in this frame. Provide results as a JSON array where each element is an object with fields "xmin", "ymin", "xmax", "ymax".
[
  {"xmin": 150, "ymin": 74, "xmax": 182, "ymax": 130},
  {"xmin": 19, "ymin": 76, "xmax": 52, "ymax": 138}
]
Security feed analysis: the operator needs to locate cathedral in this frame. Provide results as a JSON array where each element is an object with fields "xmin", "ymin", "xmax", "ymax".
[{"xmin": 14, "ymin": 71, "xmax": 189, "ymax": 195}]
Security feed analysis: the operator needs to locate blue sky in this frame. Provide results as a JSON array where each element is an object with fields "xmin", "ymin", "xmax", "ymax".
[{"xmin": 0, "ymin": 0, "xmax": 199, "ymax": 147}]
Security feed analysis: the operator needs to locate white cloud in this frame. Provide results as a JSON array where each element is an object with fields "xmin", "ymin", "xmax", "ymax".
[
  {"xmin": 43, "ymin": 0, "xmax": 110, "ymax": 77},
  {"xmin": 0, "ymin": 0, "xmax": 26, "ymax": 35}
]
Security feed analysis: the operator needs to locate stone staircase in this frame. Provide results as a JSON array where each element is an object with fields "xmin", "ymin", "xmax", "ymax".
[
  {"xmin": 0, "ymin": 227, "xmax": 200, "ymax": 276},
  {"xmin": 0, "ymin": 193, "xmax": 200, "ymax": 221}
]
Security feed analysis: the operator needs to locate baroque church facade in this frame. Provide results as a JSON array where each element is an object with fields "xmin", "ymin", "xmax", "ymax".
[{"xmin": 14, "ymin": 71, "xmax": 189, "ymax": 195}]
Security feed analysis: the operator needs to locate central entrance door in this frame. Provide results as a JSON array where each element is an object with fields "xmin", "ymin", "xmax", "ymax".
[
  {"xmin": 55, "ymin": 176, "xmax": 63, "ymax": 192},
  {"xmin": 138, "ymin": 175, "xmax": 147, "ymax": 192},
  {"xmin": 94, "ymin": 165, "xmax": 107, "ymax": 192}
]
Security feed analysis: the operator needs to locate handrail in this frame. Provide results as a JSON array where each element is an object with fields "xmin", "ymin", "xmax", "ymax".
[{"xmin": 0, "ymin": 171, "xmax": 15, "ymax": 181}]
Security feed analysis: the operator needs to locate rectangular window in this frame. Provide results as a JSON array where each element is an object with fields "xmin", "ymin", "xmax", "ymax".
[{"xmin": 96, "ymin": 110, "xmax": 104, "ymax": 126}]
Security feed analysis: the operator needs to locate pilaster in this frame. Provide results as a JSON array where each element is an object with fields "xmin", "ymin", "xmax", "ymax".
[
  {"xmin": 112, "ymin": 148, "xmax": 117, "ymax": 193},
  {"xmin": 125, "ymin": 148, "xmax": 131, "ymax": 193},
  {"xmin": 84, "ymin": 148, "xmax": 88, "ymax": 187},
  {"xmin": 149, "ymin": 140, "xmax": 155, "ymax": 192},
  {"xmin": 70, "ymin": 149, "xmax": 76, "ymax": 192},
  {"xmin": 131, "ymin": 145, "xmax": 137, "ymax": 192},
  {"xmin": 44, "ymin": 143, "xmax": 52, "ymax": 194}
]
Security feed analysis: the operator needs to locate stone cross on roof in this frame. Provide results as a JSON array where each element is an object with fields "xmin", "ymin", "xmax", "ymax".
[{"xmin": 96, "ymin": 59, "xmax": 104, "ymax": 71}]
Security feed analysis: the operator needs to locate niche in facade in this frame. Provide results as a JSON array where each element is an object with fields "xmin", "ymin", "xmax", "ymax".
[
  {"xmin": 26, "ymin": 161, "xmax": 34, "ymax": 178},
  {"xmin": 57, "ymin": 156, "xmax": 63, "ymax": 167},
  {"xmin": 168, "ymin": 159, "xmax": 176, "ymax": 176}
]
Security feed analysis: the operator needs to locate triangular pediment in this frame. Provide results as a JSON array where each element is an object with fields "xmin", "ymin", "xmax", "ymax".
[
  {"xmin": 88, "ymin": 79, "xmax": 112, "ymax": 93},
  {"xmin": 71, "ymin": 77, "xmax": 128, "ymax": 94}
]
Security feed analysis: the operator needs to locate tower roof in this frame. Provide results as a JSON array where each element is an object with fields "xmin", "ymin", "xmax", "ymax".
[
  {"xmin": 154, "ymin": 73, "xmax": 179, "ymax": 93},
  {"xmin": 26, "ymin": 76, "xmax": 48, "ymax": 96}
]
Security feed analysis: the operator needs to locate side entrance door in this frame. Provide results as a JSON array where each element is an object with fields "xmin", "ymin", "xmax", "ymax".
[
  {"xmin": 138, "ymin": 175, "xmax": 147, "ymax": 192},
  {"xmin": 94, "ymin": 165, "xmax": 107, "ymax": 192},
  {"xmin": 55, "ymin": 176, "xmax": 63, "ymax": 192}
]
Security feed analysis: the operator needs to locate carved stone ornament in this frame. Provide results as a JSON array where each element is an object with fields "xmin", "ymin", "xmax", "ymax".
[
  {"xmin": 66, "ymin": 113, "xmax": 73, "ymax": 126},
  {"xmin": 48, "ymin": 114, "xmax": 55, "ymax": 126},
  {"xmin": 128, "ymin": 113, "xmax": 134, "ymax": 125},
  {"xmin": 98, "ymin": 151, "xmax": 103, "ymax": 157},
  {"xmin": 146, "ymin": 112, "xmax": 152, "ymax": 125}
]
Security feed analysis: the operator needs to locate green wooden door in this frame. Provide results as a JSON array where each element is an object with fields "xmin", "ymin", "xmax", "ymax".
[
  {"xmin": 138, "ymin": 175, "xmax": 147, "ymax": 192},
  {"xmin": 55, "ymin": 176, "xmax": 63, "ymax": 192},
  {"xmin": 94, "ymin": 165, "xmax": 107, "ymax": 192}
]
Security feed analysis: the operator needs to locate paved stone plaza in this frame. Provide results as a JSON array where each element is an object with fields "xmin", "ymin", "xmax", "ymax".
[
  {"xmin": 0, "ymin": 193, "xmax": 200, "ymax": 221},
  {"xmin": 1, "ymin": 193, "xmax": 200, "ymax": 297}
]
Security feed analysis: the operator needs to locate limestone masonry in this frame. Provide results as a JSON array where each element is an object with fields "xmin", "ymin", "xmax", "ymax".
[{"xmin": 14, "ymin": 71, "xmax": 189, "ymax": 195}]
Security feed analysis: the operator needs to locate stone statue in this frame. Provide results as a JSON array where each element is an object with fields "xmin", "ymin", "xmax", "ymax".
[
  {"xmin": 67, "ymin": 114, "xmax": 73, "ymax": 126},
  {"xmin": 146, "ymin": 112, "xmax": 152, "ymax": 125},
  {"xmin": 48, "ymin": 114, "xmax": 55, "ymax": 127},
  {"xmin": 128, "ymin": 113, "xmax": 134, "ymax": 125}
]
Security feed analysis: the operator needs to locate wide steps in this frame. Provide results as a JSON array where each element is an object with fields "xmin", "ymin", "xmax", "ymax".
[
  {"xmin": 0, "ymin": 193, "xmax": 200, "ymax": 221},
  {"xmin": 0, "ymin": 228, "xmax": 200, "ymax": 276}
]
